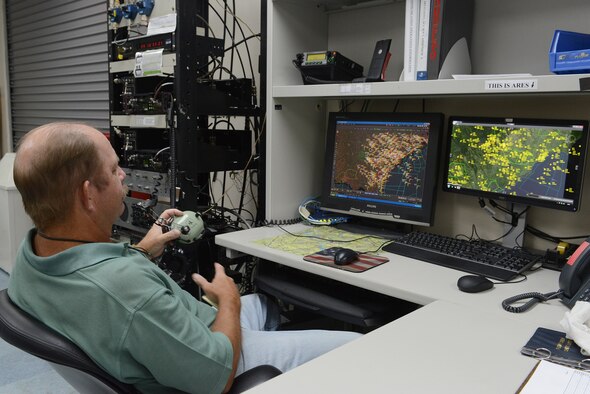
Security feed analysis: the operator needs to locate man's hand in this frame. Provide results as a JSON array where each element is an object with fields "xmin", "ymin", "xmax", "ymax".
[
  {"xmin": 136, "ymin": 208, "xmax": 183, "ymax": 258},
  {"xmin": 192, "ymin": 263, "xmax": 241, "ymax": 392},
  {"xmin": 192, "ymin": 263, "xmax": 240, "ymax": 308}
]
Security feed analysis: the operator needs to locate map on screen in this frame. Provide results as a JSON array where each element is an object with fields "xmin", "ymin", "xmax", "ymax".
[
  {"xmin": 332, "ymin": 127, "xmax": 429, "ymax": 207},
  {"xmin": 446, "ymin": 124, "xmax": 582, "ymax": 199}
]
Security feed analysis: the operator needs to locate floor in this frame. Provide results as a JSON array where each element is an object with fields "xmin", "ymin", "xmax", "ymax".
[{"xmin": 0, "ymin": 269, "xmax": 77, "ymax": 393}]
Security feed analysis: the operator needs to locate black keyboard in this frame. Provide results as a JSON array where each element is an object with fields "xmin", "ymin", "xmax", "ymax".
[{"xmin": 383, "ymin": 232, "xmax": 541, "ymax": 281}]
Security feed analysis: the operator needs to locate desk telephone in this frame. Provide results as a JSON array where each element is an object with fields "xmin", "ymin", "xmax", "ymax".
[{"xmin": 502, "ymin": 238, "xmax": 590, "ymax": 312}]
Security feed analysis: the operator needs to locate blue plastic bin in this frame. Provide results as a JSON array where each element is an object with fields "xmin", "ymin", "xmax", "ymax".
[{"xmin": 549, "ymin": 30, "xmax": 590, "ymax": 74}]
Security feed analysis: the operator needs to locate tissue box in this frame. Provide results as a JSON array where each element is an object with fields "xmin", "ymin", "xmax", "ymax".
[{"xmin": 550, "ymin": 30, "xmax": 590, "ymax": 74}]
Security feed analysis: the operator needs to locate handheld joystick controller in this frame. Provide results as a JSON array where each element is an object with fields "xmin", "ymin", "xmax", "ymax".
[{"xmin": 168, "ymin": 211, "xmax": 205, "ymax": 244}]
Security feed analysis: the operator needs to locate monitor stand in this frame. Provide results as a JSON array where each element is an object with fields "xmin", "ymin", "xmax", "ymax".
[
  {"xmin": 334, "ymin": 219, "xmax": 407, "ymax": 240},
  {"xmin": 501, "ymin": 203, "xmax": 528, "ymax": 249}
]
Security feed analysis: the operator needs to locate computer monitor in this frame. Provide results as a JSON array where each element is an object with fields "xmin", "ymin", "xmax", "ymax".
[
  {"xmin": 320, "ymin": 112, "xmax": 444, "ymax": 227},
  {"xmin": 443, "ymin": 116, "xmax": 589, "ymax": 212}
]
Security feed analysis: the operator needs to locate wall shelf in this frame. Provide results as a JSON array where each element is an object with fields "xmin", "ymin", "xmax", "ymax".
[
  {"xmin": 264, "ymin": 0, "xmax": 590, "ymax": 249},
  {"xmin": 273, "ymin": 74, "xmax": 590, "ymax": 99}
]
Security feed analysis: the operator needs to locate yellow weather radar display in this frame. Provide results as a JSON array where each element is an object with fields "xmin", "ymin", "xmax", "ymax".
[{"xmin": 447, "ymin": 124, "xmax": 580, "ymax": 196}]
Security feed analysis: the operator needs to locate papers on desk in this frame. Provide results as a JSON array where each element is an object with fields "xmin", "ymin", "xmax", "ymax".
[{"xmin": 518, "ymin": 360, "xmax": 590, "ymax": 393}]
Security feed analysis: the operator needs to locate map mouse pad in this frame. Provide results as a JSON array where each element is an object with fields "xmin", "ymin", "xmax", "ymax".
[{"xmin": 303, "ymin": 247, "xmax": 389, "ymax": 272}]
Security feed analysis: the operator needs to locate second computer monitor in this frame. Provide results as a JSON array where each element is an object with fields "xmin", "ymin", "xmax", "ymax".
[
  {"xmin": 320, "ymin": 112, "xmax": 444, "ymax": 227},
  {"xmin": 443, "ymin": 116, "xmax": 589, "ymax": 211}
]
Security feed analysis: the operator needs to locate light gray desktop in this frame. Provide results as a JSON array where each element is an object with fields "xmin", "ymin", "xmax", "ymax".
[{"xmin": 216, "ymin": 224, "xmax": 567, "ymax": 393}]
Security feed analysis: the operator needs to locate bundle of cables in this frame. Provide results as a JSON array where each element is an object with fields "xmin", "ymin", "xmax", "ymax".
[{"xmin": 298, "ymin": 198, "xmax": 349, "ymax": 226}]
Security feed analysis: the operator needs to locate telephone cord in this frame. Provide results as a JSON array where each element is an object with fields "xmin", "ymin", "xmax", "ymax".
[{"xmin": 502, "ymin": 289, "xmax": 563, "ymax": 313}]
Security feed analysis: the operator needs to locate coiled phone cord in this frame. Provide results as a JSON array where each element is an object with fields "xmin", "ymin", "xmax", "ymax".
[{"xmin": 502, "ymin": 289, "xmax": 564, "ymax": 313}]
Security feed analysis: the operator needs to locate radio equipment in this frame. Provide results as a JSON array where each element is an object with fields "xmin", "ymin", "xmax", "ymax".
[
  {"xmin": 294, "ymin": 51, "xmax": 363, "ymax": 84},
  {"xmin": 111, "ymin": 32, "xmax": 175, "ymax": 62}
]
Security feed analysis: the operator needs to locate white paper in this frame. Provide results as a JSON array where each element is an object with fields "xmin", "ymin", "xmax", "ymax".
[
  {"xmin": 519, "ymin": 360, "xmax": 590, "ymax": 394},
  {"xmin": 134, "ymin": 49, "xmax": 164, "ymax": 78},
  {"xmin": 485, "ymin": 79, "xmax": 538, "ymax": 91},
  {"xmin": 146, "ymin": 13, "xmax": 177, "ymax": 36},
  {"xmin": 453, "ymin": 73, "xmax": 533, "ymax": 80},
  {"xmin": 339, "ymin": 83, "xmax": 371, "ymax": 95}
]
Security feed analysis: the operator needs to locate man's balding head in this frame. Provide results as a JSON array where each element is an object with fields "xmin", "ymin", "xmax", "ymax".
[{"xmin": 14, "ymin": 123, "xmax": 109, "ymax": 230}]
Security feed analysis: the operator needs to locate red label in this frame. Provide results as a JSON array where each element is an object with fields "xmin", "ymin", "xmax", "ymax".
[
  {"xmin": 567, "ymin": 241, "xmax": 590, "ymax": 266},
  {"xmin": 429, "ymin": 0, "xmax": 442, "ymax": 61},
  {"xmin": 129, "ymin": 191, "xmax": 151, "ymax": 200}
]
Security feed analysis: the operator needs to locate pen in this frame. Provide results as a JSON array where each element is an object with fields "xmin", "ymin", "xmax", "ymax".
[{"xmin": 202, "ymin": 295, "xmax": 218, "ymax": 309}]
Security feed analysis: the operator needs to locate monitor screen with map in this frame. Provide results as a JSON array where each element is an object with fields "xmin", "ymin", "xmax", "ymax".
[
  {"xmin": 443, "ymin": 116, "xmax": 589, "ymax": 211},
  {"xmin": 320, "ymin": 112, "xmax": 444, "ymax": 227}
]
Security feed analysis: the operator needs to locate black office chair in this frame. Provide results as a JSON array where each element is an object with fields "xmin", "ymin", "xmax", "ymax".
[{"xmin": 0, "ymin": 289, "xmax": 281, "ymax": 394}]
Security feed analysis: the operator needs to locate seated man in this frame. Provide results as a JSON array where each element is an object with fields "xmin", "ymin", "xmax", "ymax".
[{"xmin": 8, "ymin": 122, "xmax": 361, "ymax": 393}]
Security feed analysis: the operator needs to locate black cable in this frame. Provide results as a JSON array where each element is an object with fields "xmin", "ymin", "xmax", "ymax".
[
  {"xmin": 230, "ymin": 0, "xmax": 237, "ymax": 76},
  {"xmin": 485, "ymin": 225, "xmax": 515, "ymax": 243},
  {"xmin": 455, "ymin": 225, "xmax": 477, "ymax": 241},
  {"xmin": 488, "ymin": 199, "xmax": 512, "ymax": 214},
  {"xmin": 361, "ymin": 100, "xmax": 371, "ymax": 112},
  {"xmin": 37, "ymin": 231, "xmax": 93, "ymax": 244},
  {"xmin": 502, "ymin": 289, "xmax": 563, "ymax": 313},
  {"xmin": 491, "ymin": 273, "xmax": 528, "ymax": 285},
  {"xmin": 162, "ymin": 92, "xmax": 176, "ymax": 208},
  {"xmin": 359, "ymin": 239, "xmax": 397, "ymax": 254},
  {"xmin": 229, "ymin": 0, "xmax": 255, "ymax": 81},
  {"xmin": 492, "ymin": 216, "xmax": 513, "ymax": 225},
  {"xmin": 212, "ymin": 118, "xmax": 236, "ymax": 130},
  {"xmin": 525, "ymin": 224, "xmax": 590, "ymax": 243},
  {"xmin": 275, "ymin": 224, "xmax": 391, "ymax": 242},
  {"xmin": 208, "ymin": 2, "xmax": 251, "ymax": 79},
  {"xmin": 220, "ymin": 0, "xmax": 228, "ymax": 80},
  {"xmin": 207, "ymin": 205, "xmax": 253, "ymax": 229},
  {"xmin": 471, "ymin": 223, "xmax": 516, "ymax": 245},
  {"xmin": 223, "ymin": 34, "xmax": 261, "ymax": 54},
  {"xmin": 197, "ymin": 7, "xmax": 246, "ymax": 79}
]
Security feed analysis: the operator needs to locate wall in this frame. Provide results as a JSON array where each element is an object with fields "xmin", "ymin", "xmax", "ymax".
[
  {"xmin": 0, "ymin": 0, "xmax": 11, "ymax": 156},
  {"xmin": 313, "ymin": 0, "xmax": 590, "ymax": 252}
]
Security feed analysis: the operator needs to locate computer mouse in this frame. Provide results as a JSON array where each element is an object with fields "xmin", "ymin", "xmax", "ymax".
[
  {"xmin": 457, "ymin": 275, "xmax": 494, "ymax": 293},
  {"xmin": 334, "ymin": 248, "xmax": 360, "ymax": 265}
]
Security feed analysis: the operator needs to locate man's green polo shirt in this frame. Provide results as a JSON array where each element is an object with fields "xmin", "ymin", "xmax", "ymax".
[{"xmin": 8, "ymin": 229, "xmax": 233, "ymax": 393}]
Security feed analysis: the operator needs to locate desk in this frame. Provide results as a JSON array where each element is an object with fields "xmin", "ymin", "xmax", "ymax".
[{"xmin": 215, "ymin": 224, "xmax": 567, "ymax": 393}]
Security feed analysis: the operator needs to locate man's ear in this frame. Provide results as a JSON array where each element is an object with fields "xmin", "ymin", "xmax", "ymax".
[{"xmin": 80, "ymin": 180, "xmax": 97, "ymax": 212}]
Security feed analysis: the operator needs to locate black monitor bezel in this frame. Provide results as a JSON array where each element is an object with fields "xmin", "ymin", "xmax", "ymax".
[
  {"xmin": 320, "ymin": 111, "xmax": 444, "ymax": 227},
  {"xmin": 442, "ymin": 116, "xmax": 589, "ymax": 212}
]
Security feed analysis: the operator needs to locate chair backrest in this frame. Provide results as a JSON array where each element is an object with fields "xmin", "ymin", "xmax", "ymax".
[{"xmin": 0, "ymin": 289, "xmax": 137, "ymax": 394}]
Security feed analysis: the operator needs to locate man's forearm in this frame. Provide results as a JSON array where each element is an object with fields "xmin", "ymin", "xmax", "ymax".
[{"xmin": 211, "ymin": 299, "xmax": 241, "ymax": 392}]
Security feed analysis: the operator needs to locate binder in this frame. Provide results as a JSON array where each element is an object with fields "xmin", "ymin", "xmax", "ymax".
[
  {"xmin": 415, "ymin": 0, "xmax": 431, "ymax": 80},
  {"xmin": 403, "ymin": 0, "xmax": 420, "ymax": 81},
  {"xmin": 426, "ymin": 0, "xmax": 474, "ymax": 79},
  {"xmin": 521, "ymin": 327, "xmax": 590, "ymax": 371}
]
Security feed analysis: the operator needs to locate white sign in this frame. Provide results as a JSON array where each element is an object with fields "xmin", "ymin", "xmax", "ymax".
[
  {"xmin": 147, "ymin": 13, "xmax": 177, "ymax": 36},
  {"xmin": 485, "ymin": 79, "xmax": 539, "ymax": 91},
  {"xmin": 340, "ymin": 83, "xmax": 371, "ymax": 95},
  {"xmin": 134, "ymin": 49, "xmax": 164, "ymax": 78}
]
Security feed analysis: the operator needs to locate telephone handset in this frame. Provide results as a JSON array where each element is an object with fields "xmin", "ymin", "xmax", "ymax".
[
  {"xmin": 502, "ymin": 237, "xmax": 590, "ymax": 313},
  {"xmin": 559, "ymin": 237, "xmax": 590, "ymax": 308}
]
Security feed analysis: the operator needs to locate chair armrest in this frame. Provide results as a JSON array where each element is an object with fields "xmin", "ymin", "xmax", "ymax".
[{"xmin": 227, "ymin": 365, "xmax": 282, "ymax": 393}]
